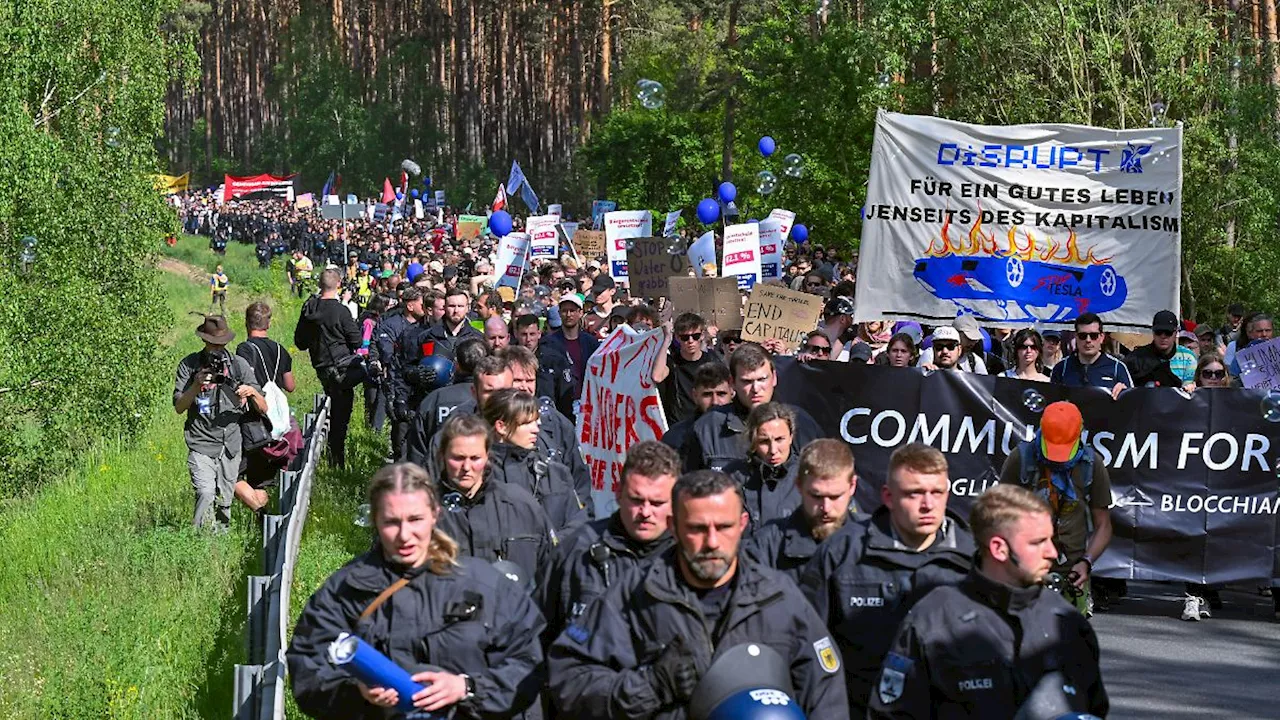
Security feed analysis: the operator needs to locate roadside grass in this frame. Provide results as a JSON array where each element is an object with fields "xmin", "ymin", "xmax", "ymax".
[{"xmin": 0, "ymin": 237, "xmax": 334, "ymax": 718}]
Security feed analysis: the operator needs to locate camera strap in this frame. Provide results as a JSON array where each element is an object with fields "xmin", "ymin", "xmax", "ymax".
[{"xmin": 359, "ymin": 577, "xmax": 412, "ymax": 620}]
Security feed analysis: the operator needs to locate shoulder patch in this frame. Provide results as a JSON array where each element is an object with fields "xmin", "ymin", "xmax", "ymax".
[
  {"xmin": 878, "ymin": 652, "xmax": 913, "ymax": 705},
  {"xmin": 813, "ymin": 636, "xmax": 840, "ymax": 674},
  {"xmin": 565, "ymin": 623, "xmax": 590, "ymax": 645}
]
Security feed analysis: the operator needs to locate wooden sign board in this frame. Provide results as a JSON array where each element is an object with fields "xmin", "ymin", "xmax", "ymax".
[
  {"xmin": 741, "ymin": 284, "xmax": 824, "ymax": 349},
  {"xmin": 626, "ymin": 237, "xmax": 690, "ymax": 299},
  {"xmin": 669, "ymin": 275, "xmax": 742, "ymax": 331}
]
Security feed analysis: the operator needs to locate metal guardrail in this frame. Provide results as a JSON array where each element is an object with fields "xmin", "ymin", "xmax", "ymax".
[{"xmin": 233, "ymin": 393, "xmax": 330, "ymax": 720}]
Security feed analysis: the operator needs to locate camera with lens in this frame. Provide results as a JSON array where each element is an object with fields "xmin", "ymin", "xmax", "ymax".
[{"xmin": 200, "ymin": 352, "xmax": 233, "ymax": 386}]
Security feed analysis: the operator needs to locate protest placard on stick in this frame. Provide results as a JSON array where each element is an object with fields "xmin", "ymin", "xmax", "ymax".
[
  {"xmin": 574, "ymin": 229, "xmax": 606, "ymax": 257},
  {"xmin": 626, "ymin": 237, "xmax": 690, "ymax": 299},
  {"xmin": 1237, "ymin": 336, "xmax": 1280, "ymax": 390},
  {"xmin": 670, "ymin": 276, "xmax": 742, "ymax": 331}
]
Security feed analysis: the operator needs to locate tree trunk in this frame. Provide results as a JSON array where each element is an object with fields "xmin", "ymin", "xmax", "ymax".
[{"xmin": 721, "ymin": 0, "xmax": 740, "ymax": 183}]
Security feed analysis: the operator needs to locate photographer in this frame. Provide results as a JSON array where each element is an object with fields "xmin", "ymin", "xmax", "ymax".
[{"xmin": 173, "ymin": 316, "xmax": 266, "ymax": 530}]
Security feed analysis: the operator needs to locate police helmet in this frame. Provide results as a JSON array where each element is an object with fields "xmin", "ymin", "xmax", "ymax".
[
  {"xmin": 689, "ymin": 643, "xmax": 803, "ymax": 720},
  {"xmin": 491, "ymin": 559, "xmax": 535, "ymax": 592},
  {"xmin": 418, "ymin": 354, "xmax": 455, "ymax": 391},
  {"xmin": 1012, "ymin": 671, "xmax": 1091, "ymax": 720}
]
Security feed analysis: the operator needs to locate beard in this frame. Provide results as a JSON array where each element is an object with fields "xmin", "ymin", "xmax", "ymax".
[
  {"xmin": 681, "ymin": 547, "xmax": 734, "ymax": 583},
  {"xmin": 810, "ymin": 512, "xmax": 850, "ymax": 542}
]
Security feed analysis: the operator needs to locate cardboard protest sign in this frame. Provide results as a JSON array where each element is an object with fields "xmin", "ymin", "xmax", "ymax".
[
  {"xmin": 741, "ymin": 284, "xmax": 825, "ymax": 349},
  {"xmin": 1237, "ymin": 336, "xmax": 1280, "ymax": 390},
  {"xmin": 456, "ymin": 214, "xmax": 487, "ymax": 240},
  {"xmin": 494, "ymin": 232, "xmax": 530, "ymax": 291},
  {"xmin": 604, "ymin": 210, "xmax": 653, "ymax": 283},
  {"xmin": 688, "ymin": 231, "xmax": 717, "ymax": 277},
  {"xmin": 626, "ymin": 237, "xmax": 690, "ymax": 299},
  {"xmin": 528, "ymin": 214, "xmax": 560, "ymax": 259},
  {"xmin": 577, "ymin": 326, "xmax": 671, "ymax": 517},
  {"xmin": 758, "ymin": 218, "xmax": 784, "ymax": 279},
  {"xmin": 574, "ymin": 229, "xmax": 606, "ymax": 257},
  {"xmin": 722, "ymin": 222, "xmax": 762, "ymax": 290},
  {"xmin": 670, "ymin": 276, "xmax": 742, "ymax": 330}
]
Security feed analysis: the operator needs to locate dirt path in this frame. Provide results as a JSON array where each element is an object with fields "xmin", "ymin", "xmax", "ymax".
[{"xmin": 158, "ymin": 256, "xmax": 206, "ymax": 282}]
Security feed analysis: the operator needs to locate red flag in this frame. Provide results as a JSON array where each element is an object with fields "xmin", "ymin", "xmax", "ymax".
[
  {"xmin": 382, "ymin": 177, "xmax": 395, "ymax": 204},
  {"xmin": 492, "ymin": 182, "xmax": 507, "ymax": 212},
  {"xmin": 399, "ymin": 171, "xmax": 409, "ymax": 195}
]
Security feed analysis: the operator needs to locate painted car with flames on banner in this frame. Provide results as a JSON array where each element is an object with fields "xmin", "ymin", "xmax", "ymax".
[{"xmin": 912, "ymin": 214, "xmax": 1127, "ymax": 322}]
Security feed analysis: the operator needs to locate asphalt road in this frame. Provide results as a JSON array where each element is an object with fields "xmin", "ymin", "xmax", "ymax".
[{"xmin": 1093, "ymin": 581, "xmax": 1280, "ymax": 719}]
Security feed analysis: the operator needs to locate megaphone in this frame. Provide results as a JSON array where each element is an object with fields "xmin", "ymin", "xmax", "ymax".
[
  {"xmin": 689, "ymin": 643, "xmax": 806, "ymax": 720},
  {"xmin": 1012, "ymin": 671, "xmax": 1099, "ymax": 720}
]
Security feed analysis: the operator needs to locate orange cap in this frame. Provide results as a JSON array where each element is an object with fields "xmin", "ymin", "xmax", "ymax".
[{"xmin": 1040, "ymin": 401, "xmax": 1083, "ymax": 463}]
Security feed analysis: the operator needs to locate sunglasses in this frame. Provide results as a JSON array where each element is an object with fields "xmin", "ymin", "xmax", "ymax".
[
  {"xmin": 1019, "ymin": 343, "xmax": 1039, "ymax": 351},
  {"xmin": 1201, "ymin": 369, "xmax": 1227, "ymax": 379},
  {"xmin": 804, "ymin": 344, "xmax": 832, "ymax": 355},
  {"xmin": 934, "ymin": 341, "xmax": 959, "ymax": 351},
  {"xmin": 1077, "ymin": 331, "xmax": 1102, "ymax": 341},
  {"xmin": 722, "ymin": 336, "xmax": 742, "ymax": 344},
  {"xmin": 678, "ymin": 332, "xmax": 703, "ymax": 342},
  {"xmin": 1154, "ymin": 329, "xmax": 1175, "ymax": 337}
]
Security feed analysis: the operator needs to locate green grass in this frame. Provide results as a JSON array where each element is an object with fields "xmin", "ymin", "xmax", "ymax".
[{"xmin": 0, "ymin": 237, "xmax": 356, "ymax": 718}]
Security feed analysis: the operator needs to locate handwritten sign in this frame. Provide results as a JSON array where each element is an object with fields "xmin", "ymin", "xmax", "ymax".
[
  {"xmin": 626, "ymin": 237, "xmax": 690, "ymax": 299},
  {"xmin": 574, "ymin": 229, "xmax": 606, "ymax": 258},
  {"xmin": 741, "ymin": 284, "xmax": 825, "ymax": 349},
  {"xmin": 670, "ymin": 276, "xmax": 742, "ymax": 331},
  {"xmin": 1237, "ymin": 336, "xmax": 1280, "ymax": 390},
  {"xmin": 456, "ymin": 214, "xmax": 487, "ymax": 240}
]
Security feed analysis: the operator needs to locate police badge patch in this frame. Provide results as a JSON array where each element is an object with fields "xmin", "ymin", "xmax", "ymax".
[
  {"xmin": 878, "ymin": 652, "xmax": 914, "ymax": 704},
  {"xmin": 813, "ymin": 636, "xmax": 840, "ymax": 674}
]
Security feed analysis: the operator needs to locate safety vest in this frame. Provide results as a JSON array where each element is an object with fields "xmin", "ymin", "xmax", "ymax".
[
  {"xmin": 356, "ymin": 275, "xmax": 372, "ymax": 304},
  {"xmin": 295, "ymin": 257, "xmax": 313, "ymax": 280},
  {"xmin": 211, "ymin": 272, "xmax": 229, "ymax": 292}
]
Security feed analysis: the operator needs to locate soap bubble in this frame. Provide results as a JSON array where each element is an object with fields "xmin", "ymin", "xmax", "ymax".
[
  {"xmin": 1023, "ymin": 388, "xmax": 1046, "ymax": 413},
  {"xmin": 1262, "ymin": 390, "xmax": 1280, "ymax": 423},
  {"xmin": 755, "ymin": 170, "xmax": 778, "ymax": 196},
  {"xmin": 533, "ymin": 284, "xmax": 551, "ymax": 300},
  {"xmin": 442, "ymin": 491, "xmax": 465, "ymax": 512},
  {"xmin": 636, "ymin": 79, "xmax": 666, "ymax": 110},
  {"xmin": 782, "ymin": 153, "xmax": 804, "ymax": 179},
  {"xmin": 353, "ymin": 503, "xmax": 372, "ymax": 528},
  {"xmin": 877, "ymin": 72, "xmax": 892, "ymax": 89},
  {"xmin": 105, "ymin": 127, "xmax": 122, "ymax": 149},
  {"xmin": 624, "ymin": 238, "xmax": 636, "ymax": 251}
]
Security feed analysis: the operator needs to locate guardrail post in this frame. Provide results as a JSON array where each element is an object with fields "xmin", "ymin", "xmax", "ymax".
[
  {"xmin": 262, "ymin": 514, "xmax": 286, "ymax": 574},
  {"xmin": 247, "ymin": 575, "xmax": 272, "ymax": 665},
  {"xmin": 313, "ymin": 393, "xmax": 325, "ymax": 413},
  {"xmin": 277, "ymin": 470, "xmax": 297, "ymax": 508},
  {"xmin": 304, "ymin": 412, "xmax": 316, "ymax": 436},
  {"xmin": 233, "ymin": 664, "xmax": 263, "ymax": 720}
]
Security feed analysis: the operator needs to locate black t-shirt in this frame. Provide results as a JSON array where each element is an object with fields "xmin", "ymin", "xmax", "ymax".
[
  {"xmin": 659, "ymin": 348, "xmax": 723, "ymax": 425},
  {"xmin": 694, "ymin": 574, "xmax": 737, "ymax": 640},
  {"xmin": 236, "ymin": 337, "xmax": 293, "ymax": 387}
]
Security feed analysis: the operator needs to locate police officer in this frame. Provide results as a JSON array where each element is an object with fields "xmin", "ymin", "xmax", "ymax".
[
  {"xmin": 433, "ymin": 414, "xmax": 558, "ymax": 585},
  {"xmin": 514, "ymin": 314, "xmax": 574, "ymax": 417},
  {"xmin": 406, "ymin": 352, "xmax": 506, "ymax": 470},
  {"xmin": 802, "ymin": 443, "xmax": 973, "ymax": 715},
  {"xmin": 375, "ymin": 287, "xmax": 424, "ymax": 458},
  {"xmin": 287, "ymin": 463, "xmax": 546, "ymax": 719},
  {"xmin": 499, "ymin": 345, "xmax": 592, "ymax": 503},
  {"xmin": 722, "ymin": 402, "xmax": 804, "ymax": 532},
  {"xmin": 744, "ymin": 439, "xmax": 859, "ymax": 583},
  {"xmin": 482, "ymin": 388, "xmax": 588, "ymax": 533},
  {"xmin": 683, "ymin": 343, "xmax": 823, "ymax": 472},
  {"xmin": 423, "ymin": 287, "xmax": 485, "ymax": 359},
  {"xmin": 537, "ymin": 441, "xmax": 679, "ymax": 645},
  {"xmin": 661, "ymin": 362, "xmax": 733, "ymax": 457},
  {"xmin": 547, "ymin": 470, "xmax": 849, "ymax": 720},
  {"xmin": 413, "ymin": 339, "xmax": 490, "ymax": 440},
  {"xmin": 867, "ymin": 483, "xmax": 1108, "ymax": 719}
]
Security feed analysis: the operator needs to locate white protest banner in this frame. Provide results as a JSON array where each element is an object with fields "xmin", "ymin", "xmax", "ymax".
[
  {"xmin": 688, "ymin": 231, "xmax": 717, "ymax": 277},
  {"xmin": 527, "ymin": 214, "xmax": 560, "ymax": 260},
  {"xmin": 758, "ymin": 218, "xmax": 784, "ymax": 280},
  {"xmin": 414, "ymin": 199, "xmax": 424, "ymax": 219},
  {"xmin": 604, "ymin": 210, "xmax": 653, "ymax": 283},
  {"xmin": 434, "ymin": 189, "xmax": 446, "ymax": 206},
  {"xmin": 663, "ymin": 210, "xmax": 682, "ymax": 238},
  {"xmin": 768, "ymin": 208, "xmax": 796, "ymax": 239},
  {"xmin": 722, "ymin": 222, "xmax": 762, "ymax": 290},
  {"xmin": 577, "ymin": 325, "xmax": 670, "ymax": 517},
  {"xmin": 548, "ymin": 203, "xmax": 563, "ymax": 218},
  {"xmin": 494, "ymin": 232, "xmax": 530, "ymax": 291},
  {"xmin": 1236, "ymin": 337, "xmax": 1280, "ymax": 390},
  {"xmin": 855, "ymin": 109, "xmax": 1183, "ymax": 331}
]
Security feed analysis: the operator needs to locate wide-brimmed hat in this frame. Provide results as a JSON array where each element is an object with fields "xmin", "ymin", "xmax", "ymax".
[{"xmin": 196, "ymin": 315, "xmax": 235, "ymax": 345}]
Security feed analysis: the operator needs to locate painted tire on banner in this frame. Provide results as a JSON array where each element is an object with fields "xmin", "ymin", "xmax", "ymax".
[
  {"xmin": 1099, "ymin": 266, "xmax": 1117, "ymax": 297},
  {"xmin": 1006, "ymin": 256, "xmax": 1024, "ymax": 288}
]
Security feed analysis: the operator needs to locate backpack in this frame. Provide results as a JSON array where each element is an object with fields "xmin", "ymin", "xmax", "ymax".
[{"xmin": 246, "ymin": 341, "xmax": 292, "ymax": 440}]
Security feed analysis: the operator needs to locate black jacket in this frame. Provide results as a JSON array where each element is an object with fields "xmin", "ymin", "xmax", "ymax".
[
  {"xmin": 487, "ymin": 442, "xmax": 589, "ymax": 533},
  {"xmin": 374, "ymin": 310, "xmax": 417, "ymax": 396},
  {"xmin": 436, "ymin": 476, "xmax": 559, "ymax": 586},
  {"xmin": 1123, "ymin": 342, "xmax": 1184, "ymax": 387},
  {"xmin": 683, "ymin": 401, "xmax": 824, "ymax": 472},
  {"xmin": 423, "ymin": 319, "xmax": 486, "ymax": 360},
  {"xmin": 744, "ymin": 506, "xmax": 863, "ymax": 585},
  {"xmin": 287, "ymin": 550, "xmax": 545, "ymax": 720},
  {"xmin": 723, "ymin": 452, "xmax": 803, "ymax": 532},
  {"xmin": 539, "ymin": 330, "xmax": 600, "ymax": 405},
  {"xmin": 547, "ymin": 548, "xmax": 849, "ymax": 720},
  {"xmin": 536, "ymin": 514, "xmax": 674, "ymax": 644},
  {"xmin": 867, "ymin": 570, "xmax": 1108, "ymax": 719},
  {"xmin": 404, "ymin": 382, "xmax": 476, "ymax": 464},
  {"xmin": 294, "ymin": 296, "xmax": 360, "ymax": 371},
  {"xmin": 534, "ymin": 344, "xmax": 578, "ymax": 421},
  {"xmin": 800, "ymin": 508, "xmax": 974, "ymax": 713}
]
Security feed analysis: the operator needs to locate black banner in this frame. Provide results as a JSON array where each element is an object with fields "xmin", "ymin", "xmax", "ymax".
[{"xmin": 777, "ymin": 363, "xmax": 1280, "ymax": 584}]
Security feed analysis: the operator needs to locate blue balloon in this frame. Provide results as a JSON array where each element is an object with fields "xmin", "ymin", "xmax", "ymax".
[
  {"xmin": 489, "ymin": 210, "xmax": 513, "ymax": 237},
  {"xmin": 718, "ymin": 181, "xmax": 737, "ymax": 204},
  {"xmin": 748, "ymin": 218, "xmax": 759, "ymax": 224},
  {"xmin": 697, "ymin": 198, "xmax": 720, "ymax": 224},
  {"xmin": 758, "ymin": 136, "xmax": 776, "ymax": 157},
  {"xmin": 410, "ymin": 189, "xmax": 420, "ymax": 199},
  {"xmin": 792, "ymin": 224, "xmax": 809, "ymax": 243},
  {"xmin": 395, "ymin": 191, "xmax": 404, "ymax": 200}
]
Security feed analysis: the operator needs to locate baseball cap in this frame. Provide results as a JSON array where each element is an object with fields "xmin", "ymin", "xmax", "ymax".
[
  {"xmin": 1229, "ymin": 303, "xmax": 1245, "ymax": 316},
  {"xmin": 847, "ymin": 343, "xmax": 873, "ymax": 363},
  {"xmin": 1152, "ymin": 310, "xmax": 1179, "ymax": 333},
  {"xmin": 586, "ymin": 274, "xmax": 616, "ymax": 303},
  {"xmin": 932, "ymin": 326, "xmax": 961, "ymax": 343},
  {"xmin": 1194, "ymin": 323, "xmax": 1216, "ymax": 339},
  {"xmin": 952, "ymin": 314, "xmax": 982, "ymax": 341},
  {"xmin": 442, "ymin": 266, "xmax": 458, "ymax": 280},
  {"xmin": 1040, "ymin": 401, "xmax": 1083, "ymax": 463},
  {"xmin": 823, "ymin": 295, "xmax": 855, "ymax": 318},
  {"xmin": 1178, "ymin": 330, "xmax": 1198, "ymax": 343},
  {"xmin": 1042, "ymin": 329, "xmax": 1062, "ymax": 341},
  {"xmin": 558, "ymin": 294, "xmax": 584, "ymax": 309}
]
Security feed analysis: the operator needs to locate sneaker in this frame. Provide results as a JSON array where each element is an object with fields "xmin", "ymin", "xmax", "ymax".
[{"xmin": 1181, "ymin": 594, "xmax": 1209, "ymax": 621}]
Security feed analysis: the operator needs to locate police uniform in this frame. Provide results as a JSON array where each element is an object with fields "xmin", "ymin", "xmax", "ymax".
[
  {"xmin": 536, "ymin": 514, "xmax": 674, "ymax": 645},
  {"xmin": 723, "ymin": 453, "xmax": 802, "ymax": 532},
  {"xmin": 867, "ymin": 569, "xmax": 1108, "ymax": 719},
  {"xmin": 683, "ymin": 402, "xmax": 824, "ymax": 473},
  {"xmin": 287, "ymin": 551, "xmax": 546, "ymax": 720},
  {"xmin": 487, "ymin": 442, "xmax": 589, "ymax": 533},
  {"xmin": 743, "ymin": 506, "xmax": 862, "ymax": 584},
  {"xmin": 547, "ymin": 549, "xmax": 849, "ymax": 720},
  {"xmin": 423, "ymin": 319, "xmax": 486, "ymax": 361},
  {"xmin": 800, "ymin": 509, "xmax": 974, "ymax": 714},
  {"xmin": 435, "ymin": 476, "xmax": 558, "ymax": 588},
  {"xmin": 405, "ymin": 381, "xmax": 476, "ymax": 466}
]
